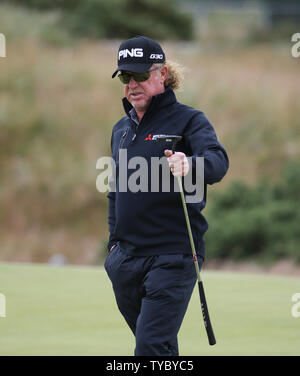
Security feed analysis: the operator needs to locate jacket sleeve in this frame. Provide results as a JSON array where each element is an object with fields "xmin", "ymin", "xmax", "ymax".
[
  {"xmin": 107, "ymin": 131, "xmax": 118, "ymax": 252},
  {"xmin": 107, "ymin": 191, "xmax": 117, "ymax": 251},
  {"xmin": 185, "ymin": 112, "xmax": 229, "ymax": 185}
]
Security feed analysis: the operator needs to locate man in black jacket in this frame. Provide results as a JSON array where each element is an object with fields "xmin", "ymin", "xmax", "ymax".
[{"xmin": 105, "ymin": 36, "xmax": 229, "ymax": 356}]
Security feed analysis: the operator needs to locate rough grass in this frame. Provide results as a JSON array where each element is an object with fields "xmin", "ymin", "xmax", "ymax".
[{"xmin": 0, "ymin": 4, "xmax": 300, "ymax": 264}]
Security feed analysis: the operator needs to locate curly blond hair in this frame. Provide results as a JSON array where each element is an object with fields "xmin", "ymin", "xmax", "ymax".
[{"xmin": 154, "ymin": 61, "xmax": 185, "ymax": 90}]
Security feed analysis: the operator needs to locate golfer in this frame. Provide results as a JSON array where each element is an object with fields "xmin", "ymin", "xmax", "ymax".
[{"xmin": 104, "ymin": 36, "xmax": 229, "ymax": 356}]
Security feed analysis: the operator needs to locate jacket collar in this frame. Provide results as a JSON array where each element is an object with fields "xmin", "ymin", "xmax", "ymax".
[{"xmin": 122, "ymin": 86, "xmax": 177, "ymax": 120}]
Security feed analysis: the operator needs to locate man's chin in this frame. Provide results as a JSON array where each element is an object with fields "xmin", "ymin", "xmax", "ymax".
[{"xmin": 130, "ymin": 100, "xmax": 149, "ymax": 112}]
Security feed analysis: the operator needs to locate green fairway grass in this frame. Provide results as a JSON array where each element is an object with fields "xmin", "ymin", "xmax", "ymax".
[{"xmin": 0, "ymin": 262, "xmax": 299, "ymax": 356}]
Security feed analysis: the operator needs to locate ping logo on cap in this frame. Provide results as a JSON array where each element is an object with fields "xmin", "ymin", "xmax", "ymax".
[{"xmin": 119, "ymin": 48, "xmax": 144, "ymax": 60}]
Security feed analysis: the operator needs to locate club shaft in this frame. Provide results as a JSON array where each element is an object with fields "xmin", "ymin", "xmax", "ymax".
[
  {"xmin": 177, "ymin": 177, "xmax": 201, "ymax": 281},
  {"xmin": 176, "ymin": 176, "xmax": 216, "ymax": 346}
]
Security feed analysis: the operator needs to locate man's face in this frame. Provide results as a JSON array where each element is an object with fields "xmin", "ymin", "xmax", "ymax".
[{"xmin": 123, "ymin": 65, "xmax": 168, "ymax": 115}]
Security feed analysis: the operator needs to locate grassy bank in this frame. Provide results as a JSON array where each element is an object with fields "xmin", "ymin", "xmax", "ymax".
[{"xmin": 1, "ymin": 4, "xmax": 299, "ymax": 264}]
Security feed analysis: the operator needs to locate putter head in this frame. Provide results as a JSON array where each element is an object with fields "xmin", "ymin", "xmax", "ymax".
[{"xmin": 152, "ymin": 134, "xmax": 182, "ymax": 153}]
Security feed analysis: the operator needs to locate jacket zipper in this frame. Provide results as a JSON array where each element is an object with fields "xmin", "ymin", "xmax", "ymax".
[
  {"xmin": 117, "ymin": 129, "xmax": 128, "ymax": 161},
  {"xmin": 119, "ymin": 130, "xmax": 128, "ymax": 148}
]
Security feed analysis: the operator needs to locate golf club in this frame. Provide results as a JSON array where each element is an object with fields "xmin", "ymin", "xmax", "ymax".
[{"xmin": 152, "ymin": 134, "xmax": 216, "ymax": 346}]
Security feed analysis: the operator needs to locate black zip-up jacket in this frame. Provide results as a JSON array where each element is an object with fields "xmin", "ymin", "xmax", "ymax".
[{"xmin": 107, "ymin": 86, "xmax": 229, "ymax": 259}]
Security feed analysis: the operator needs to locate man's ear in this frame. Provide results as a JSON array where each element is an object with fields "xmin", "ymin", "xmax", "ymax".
[{"xmin": 161, "ymin": 65, "xmax": 168, "ymax": 83}]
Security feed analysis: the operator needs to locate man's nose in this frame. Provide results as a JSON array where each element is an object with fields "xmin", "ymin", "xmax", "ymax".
[{"xmin": 128, "ymin": 76, "xmax": 138, "ymax": 87}]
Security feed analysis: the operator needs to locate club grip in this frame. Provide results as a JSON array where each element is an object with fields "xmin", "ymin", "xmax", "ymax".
[{"xmin": 198, "ymin": 281, "xmax": 216, "ymax": 346}]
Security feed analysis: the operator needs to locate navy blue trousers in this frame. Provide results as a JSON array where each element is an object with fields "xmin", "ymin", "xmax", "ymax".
[{"xmin": 104, "ymin": 244, "xmax": 203, "ymax": 356}]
